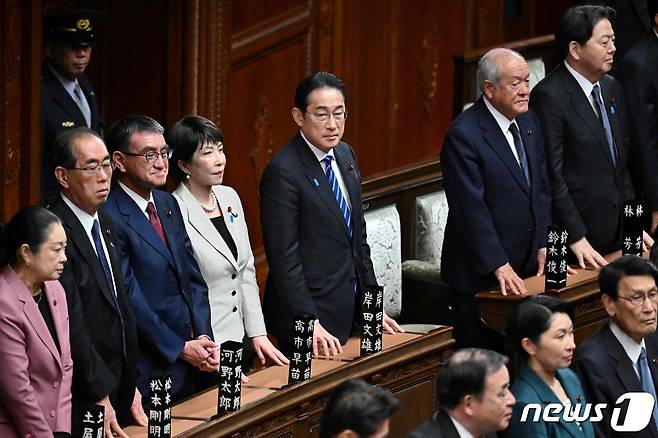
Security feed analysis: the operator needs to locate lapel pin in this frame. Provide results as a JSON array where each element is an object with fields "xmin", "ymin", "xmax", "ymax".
[
  {"xmin": 526, "ymin": 128, "xmax": 533, "ymax": 136},
  {"xmin": 227, "ymin": 206, "xmax": 239, "ymax": 223},
  {"xmin": 347, "ymin": 164, "xmax": 354, "ymax": 171},
  {"xmin": 62, "ymin": 121, "xmax": 75, "ymax": 127},
  {"xmin": 576, "ymin": 395, "xmax": 582, "ymax": 402},
  {"xmin": 53, "ymin": 300, "xmax": 57, "ymax": 306},
  {"xmin": 313, "ymin": 178, "xmax": 319, "ymax": 187},
  {"xmin": 166, "ymin": 209, "xmax": 172, "ymax": 217},
  {"xmin": 610, "ymin": 96, "xmax": 617, "ymax": 115}
]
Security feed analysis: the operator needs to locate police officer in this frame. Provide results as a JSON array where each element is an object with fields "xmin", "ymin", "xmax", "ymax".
[{"xmin": 42, "ymin": 9, "xmax": 102, "ymax": 206}]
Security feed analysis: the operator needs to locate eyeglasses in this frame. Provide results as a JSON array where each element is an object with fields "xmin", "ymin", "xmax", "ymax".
[
  {"xmin": 68, "ymin": 161, "xmax": 115, "ymax": 175},
  {"xmin": 305, "ymin": 110, "xmax": 348, "ymax": 123},
  {"xmin": 618, "ymin": 291, "xmax": 658, "ymax": 306},
  {"xmin": 123, "ymin": 147, "xmax": 173, "ymax": 163}
]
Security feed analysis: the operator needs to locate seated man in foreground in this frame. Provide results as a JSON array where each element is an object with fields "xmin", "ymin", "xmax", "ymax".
[
  {"xmin": 573, "ymin": 255, "xmax": 658, "ymax": 437},
  {"xmin": 407, "ymin": 348, "xmax": 515, "ymax": 437}
]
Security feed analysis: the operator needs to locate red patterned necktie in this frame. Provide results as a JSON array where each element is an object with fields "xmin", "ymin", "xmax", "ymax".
[{"xmin": 146, "ymin": 201, "xmax": 166, "ymax": 243}]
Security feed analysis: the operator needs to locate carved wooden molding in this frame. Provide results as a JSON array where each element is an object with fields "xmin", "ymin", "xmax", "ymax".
[
  {"xmin": 251, "ymin": 94, "xmax": 274, "ymax": 192},
  {"xmin": 419, "ymin": 13, "xmax": 439, "ymax": 118},
  {"xmin": 206, "ymin": 0, "xmax": 227, "ymax": 125},
  {"xmin": 5, "ymin": 143, "xmax": 20, "ymax": 185}
]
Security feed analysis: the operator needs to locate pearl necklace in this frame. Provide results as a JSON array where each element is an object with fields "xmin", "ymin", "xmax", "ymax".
[{"xmin": 199, "ymin": 191, "xmax": 217, "ymax": 213}]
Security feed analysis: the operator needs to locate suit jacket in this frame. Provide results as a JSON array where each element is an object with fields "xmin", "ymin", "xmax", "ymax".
[
  {"xmin": 41, "ymin": 61, "xmax": 102, "ymax": 205},
  {"xmin": 102, "ymin": 186, "xmax": 213, "ymax": 400},
  {"xmin": 440, "ymin": 97, "xmax": 551, "ymax": 293},
  {"xmin": 173, "ymin": 183, "xmax": 267, "ymax": 344},
  {"xmin": 49, "ymin": 197, "xmax": 138, "ymax": 426},
  {"xmin": 504, "ymin": 366, "xmax": 595, "ymax": 438},
  {"xmin": 619, "ymin": 33, "xmax": 658, "ymax": 212},
  {"xmin": 0, "ymin": 266, "xmax": 72, "ymax": 437},
  {"xmin": 260, "ymin": 133, "xmax": 378, "ymax": 345},
  {"xmin": 531, "ymin": 63, "xmax": 634, "ymax": 255},
  {"xmin": 572, "ymin": 323, "xmax": 658, "ymax": 438},
  {"xmin": 406, "ymin": 409, "xmax": 497, "ymax": 438}
]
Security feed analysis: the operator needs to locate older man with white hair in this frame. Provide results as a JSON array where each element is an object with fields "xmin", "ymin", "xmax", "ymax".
[{"xmin": 441, "ymin": 48, "xmax": 552, "ymax": 348}]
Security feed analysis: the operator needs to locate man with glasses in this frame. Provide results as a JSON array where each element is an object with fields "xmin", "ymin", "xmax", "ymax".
[
  {"xmin": 573, "ymin": 255, "xmax": 658, "ymax": 437},
  {"xmin": 49, "ymin": 127, "xmax": 142, "ymax": 437},
  {"xmin": 260, "ymin": 72, "xmax": 403, "ymax": 357},
  {"xmin": 101, "ymin": 115, "xmax": 218, "ymax": 403},
  {"xmin": 531, "ymin": 5, "xmax": 653, "ymax": 269}
]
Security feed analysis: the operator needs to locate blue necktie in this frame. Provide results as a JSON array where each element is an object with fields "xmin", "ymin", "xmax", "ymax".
[
  {"xmin": 639, "ymin": 347, "xmax": 658, "ymax": 427},
  {"xmin": 592, "ymin": 84, "xmax": 617, "ymax": 167},
  {"xmin": 509, "ymin": 123, "xmax": 531, "ymax": 187},
  {"xmin": 91, "ymin": 220, "xmax": 127, "ymax": 359},
  {"xmin": 322, "ymin": 156, "xmax": 353, "ymax": 238}
]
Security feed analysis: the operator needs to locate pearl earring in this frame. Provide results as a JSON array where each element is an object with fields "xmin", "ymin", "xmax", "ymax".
[{"xmin": 186, "ymin": 174, "xmax": 191, "ymax": 180}]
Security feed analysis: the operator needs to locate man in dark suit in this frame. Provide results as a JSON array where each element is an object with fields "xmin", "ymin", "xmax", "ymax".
[
  {"xmin": 619, "ymin": 0, "xmax": 658, "ymax": 233},
  {"xmin": 407, "ymin": 349, "xmax": 514, "ymax": 438},
  {"xmin": 101, "ymin": 115, "xmax": 218, "ymax": 402},
  {"xmin": 49, "ymin": 128, "xmax": 143, "ymax": 436},
  {"xmin": 42, "ymin": 10, "xmax": 103, "ymax": 206},
  {"xmin": 260, "ymin": 72, "xmax": 402, "ymax": 356},
  {"xmin": 441, "ymin": 48, "xmax": 551, "ymax": 348},
  {"xmin": 573, "ymin": 255, "xmax": 658, "ymax": 437},
  {"xmin": 531, "ymin": 5, "xmax": 653, "ymax": 268}
]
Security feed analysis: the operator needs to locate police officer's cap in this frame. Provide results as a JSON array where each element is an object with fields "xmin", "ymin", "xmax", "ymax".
[{"xmin": 44, "ymin": 9, "xmax": 101, "ymax": 46}]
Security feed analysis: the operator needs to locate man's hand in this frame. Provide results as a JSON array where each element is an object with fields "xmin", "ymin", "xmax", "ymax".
[
  {"xmin": 569, "ymin": 237, "xmax": 607, "ymax": 269},
  {"xmin": 97, "ymin": 395, "xmax": 127, "ymax": 438},
  {"xmin": 643, "ymin": 230, "xmax": 654, "ymax": 253},
  {"xmin": 130, "ymin": 389, "xmax": 148, "ymax": 427},
  {"xmin": 252, "ymin": 335, "xmax": 289, "ymax": 366},
  {"xmin": 313, "ymin": 320, "xmax": 343, "ymax": 357},
  {"xmin": 198, "ymin": 344, "xmax": 220, "ymax": 372},
  {"xmin": 536, "ymin": 247, "xmax": 547, "ymax": 276},
  {"xmin": 494, "ymin": 263, "xmax": 526, "ymax": 296},
  {"xmin": 180, "ymin": 338, "xmax": 218, "ymax": 367},
  {"xmin": 651, "ymin": 211, "xmax": 658, "ymax": 234},
  {"xmin": 382, "ymin": 311, "xmax": 405, "ymax": 334}
]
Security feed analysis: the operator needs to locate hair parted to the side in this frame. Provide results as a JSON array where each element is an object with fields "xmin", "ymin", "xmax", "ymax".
[
  {"xmin": 0, "ymin": 206, "xmax": 62, "ymax": 267},
  {"xmin": 105, "ymin": 114, "xmax": 164, "ymax": 154},
  {"xmin": 599, "ymin": 254, "xmax": 658, "ymax": 300},
  {"xmin": 294, "ymin": 72, "xmax": 347, "ymax": 112},
  {"xmin": 167, "ymin": 115, "xmax": 224, "ymax": 183},
  {"xmin": 554, "ymin": 5, "xmax": 616, "ymax": 59}
]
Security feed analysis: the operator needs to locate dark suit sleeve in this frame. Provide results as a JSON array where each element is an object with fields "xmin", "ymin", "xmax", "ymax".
[
  {"xmin": 441, "ymin": 125, "xmax": 508, "ymax": 276},
  {"xmin": 260, "ymin": 162, "xmax": 320, "ymax": 318},
  {"xmin": 347, "ymin": 144, "xmax": 378, "ymax": 287},
  {"xmin": 531, "ymin": 111, "xmax": 553, "ymax": 247},
  {"xmin": 619, "ymin": 54, "xmax": 658, "ymax": 210},
  {"xmin": 503, "ymin": 399, "xmax": 549, "ymax": 438},
  {"xmin": 571, "ymin": 352, "xmax": 612, "ymax": 438},
  {"xmin": 112, "ymin": 222, "xmax": 186, "ymax": 365},
  {"xmin": 58, "ymin": 264, "xmax": 116, "ymax": 401},
  {"xmin": 173, "ymin": 199, "xmax": 213, "ymax": 339},
  {"xmin": 531, "ymin": 88, "xmax": 588, "ymax": 243}
]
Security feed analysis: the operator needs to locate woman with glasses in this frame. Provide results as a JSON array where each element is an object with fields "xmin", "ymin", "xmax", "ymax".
[
  {"xmin": 504, "ymin": 295, "xmax": 594, "ymax": 438},
  {"xmin": 168, "ymin": 115, "xmax": 289, "ymax": 370},
  {"xmin": 0, "ymin": 206, "xmax": 73, "ymax": 437}
]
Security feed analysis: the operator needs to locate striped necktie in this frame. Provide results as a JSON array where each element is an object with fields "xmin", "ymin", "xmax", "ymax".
[{"xmin": 322, "ymin": 155, "xmax": 352, "ymax": 238}]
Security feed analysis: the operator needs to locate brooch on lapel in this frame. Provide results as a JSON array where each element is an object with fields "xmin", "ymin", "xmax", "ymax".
[
  {"xmin": 227, "ymin": 206, "xmax": 239, "ymax": 223},
  {"xmin": 312, "ymin": 178, "xmax": 320, "ymax": 187},
  {"xmin": 610, "ymin": 96, "xmax": 616, "ymax": 115},
  {"xmin": 62, "ymin": 121, "xmax": 75, "ymax": 128},
  {"xmin": 347, "ymin": 164, "xmax": 354, "ymax": 171},
  {"xmin": 526, "ymin": 128, "xmax": 533, "ymax": 136}
]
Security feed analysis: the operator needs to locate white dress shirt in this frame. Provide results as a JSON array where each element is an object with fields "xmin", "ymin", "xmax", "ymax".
[
  {"xmin": 564, "ymin": 60, "xmax": 601, "ymax": 116},
  {"xmin": 118, "ymin": 181, "xmax": 158, "ymax": 219},
  {"xmin": 449, "ymin": 414, "xmax": 475, "ymax": 438},
  {"xmin": 483, "ymin": 97, "xmax": 522, "ymax": 166},
  {"xmin": 609, "ymin": 320, "xmax": 646, "ymax": 379},
  {"xmin": 61, "ymin": 194, "xmax": 116, "ymax": 295},
  {"xmin": 300, "ymin": 130, "xmax": 352, "ymax": 211}
]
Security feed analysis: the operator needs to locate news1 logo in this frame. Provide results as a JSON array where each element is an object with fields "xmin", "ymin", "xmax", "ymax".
[{"xmin": 520, "ymin": 392, "xmax": 655, "ymax": 432}]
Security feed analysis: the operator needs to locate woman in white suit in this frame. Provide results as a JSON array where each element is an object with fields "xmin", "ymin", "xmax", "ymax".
[{"xmin": 169, "ymin": 115, "xmax": 288, "ymax": 367}]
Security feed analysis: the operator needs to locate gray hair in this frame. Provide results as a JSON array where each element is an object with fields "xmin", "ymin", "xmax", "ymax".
[{"xmin": 476, "ymin": 48, "xmax": 524, "ymax": 93}]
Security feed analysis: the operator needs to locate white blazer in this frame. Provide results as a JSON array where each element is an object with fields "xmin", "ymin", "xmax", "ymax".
[{"xmin": 173, "ymin": 183, "xmax": 267, "ymax": 344}]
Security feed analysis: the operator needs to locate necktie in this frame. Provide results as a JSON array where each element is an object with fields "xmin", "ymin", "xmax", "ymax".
[
  {"xmin": 592, "ymin": 84, "xmax": 617, "ymax": 167},
  {"xmin": 639, "ymin": 347, "xmax": 658, "ymax": 427},
  {"xmin": 73, "ymin": 82, "xmax": 92, "ymax": 128},
  {"xmin": 91, "ymin": 220, "xmax": 127, "ymax": 359},
  {"xmin": 322, "ymin": 156, "xmax": 353, "ymax": 238},
  {"xmin": 508, "ymin": 123, "xmax": 531, "ymax": 187},
  {"xmin": 146, "ymin": 202, "xmax": 167, "ymax": 244}
]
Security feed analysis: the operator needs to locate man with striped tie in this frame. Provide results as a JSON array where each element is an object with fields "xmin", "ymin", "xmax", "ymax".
[{"xmin": 260, "ymin": 72, "xmax": 403, "ymax": 357}]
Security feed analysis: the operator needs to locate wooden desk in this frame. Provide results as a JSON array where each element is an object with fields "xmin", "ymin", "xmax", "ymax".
[
  {"xmin": 125, "ymin": 327, "xmax": 455, "ymax": 437},
  {"xmin": 475, "ymin": 251, "xmax": 633, "ymax": 344}
]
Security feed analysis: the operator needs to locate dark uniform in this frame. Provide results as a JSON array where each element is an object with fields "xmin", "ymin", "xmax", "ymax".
[{"xmin": 41, "ymin": 10, "xmax": 102, "ymax": 205}]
